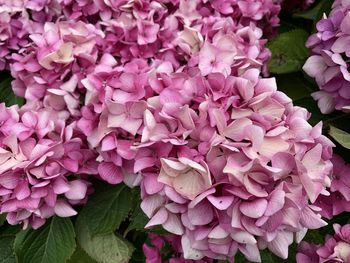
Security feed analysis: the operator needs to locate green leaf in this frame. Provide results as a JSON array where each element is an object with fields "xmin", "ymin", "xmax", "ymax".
[
  {"xmin": 303, "ymin": 229, "xmax": 325, "ymax": 244},
  {"xmin": 128, "ymin": 232, "xmax": 147, "ymax": 263},
  {"xmin": 294, "ymin": 0, "xmax": 332, "ymax": 21},
  {"xmin": 0, "ymin": 76, "xmax": 24, "ymax": 107},
  {"xmin": 78, "ymin": 184, "xmax": 134, "ymax": 236},
  {"xmin": 76, "ymin": 216, "xmax": 134, "ymax": 263},
  {"xmin": 267, "ymin": 29, "xmax": 309, "ymax": 74},
  {"xmin": 67, "ymin": 245, "xmax": 97, "ymax": 263},
  {"xmin": 14, "ymin": 217, "xmax": 76, "ymax": 263},
  {"xmin": 0, "ymin": 235, "xmax": 16, "ymax": 263},
  {"xmin": 275, "ymin": 72, "xmax": 315, "ymax": 101},
  {"xmin": 124, "ymin": 201, "xmax": 148, "ymax": 236},
  {"xmin": 329, "ymin": 126, "xmax": 350, "ymax": 149},
  {"xmin": 0, "ymin": 225, "xmax": 21, "ymax": 236},
  {"xmin": 0, "ymin": 214, "xmax": 6, "ymax": 227}
]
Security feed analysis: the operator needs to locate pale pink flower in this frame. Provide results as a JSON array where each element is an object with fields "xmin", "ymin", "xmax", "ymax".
[
  {"xmin": 158, "ymin": 158, "xmax": 212, "ymax": 200},
  {"xmin": 198, "ymin": 34, "xmax": 237, "ymax": 77}
]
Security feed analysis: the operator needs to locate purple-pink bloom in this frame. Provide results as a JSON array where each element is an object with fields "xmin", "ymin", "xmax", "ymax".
[
  {"xmin": 315, "ymin": 155, "xmax": 350, "ymax": 219},
  {"xmin": 10, "ymin": 20, "xmax": 104, "ymax": 107},
  {"xmin": 304, "ymin": 0, "xmax": 350, "ymax": 113},
  {"xmin": 0, "ymin": 2, "xmax": 334, "ymax": 263},
  {"xmin": 297, "ymin": 224, "xmax": 350, "ymax": 263},
  {"xmin": 0, "ymin": 0, "xmax": 61, "ymax": 69},
  {"xmin": 296, "ymin": 241, "xmax": 320, "ymax": 263}
]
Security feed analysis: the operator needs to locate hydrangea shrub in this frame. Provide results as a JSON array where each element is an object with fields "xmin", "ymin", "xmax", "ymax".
[{"xmin": 0, "ymin": 0, "xmax": 349, "ymax": 263}]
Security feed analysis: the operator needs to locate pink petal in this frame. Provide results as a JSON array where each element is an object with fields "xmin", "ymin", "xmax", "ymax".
[
  {"xmin": 18, "ymin": 197, "xmax": 40, "ymax": 210},
  {"xmin": 268, "ymin": 232, "xmax": 293, "ymax": 259},
  {"xmin": 143, "ymin": 174, "xmax": 163, "ymax": 195},
  {"xmin": 239, "ymin": 244, "xmax": 261, "ymax": 263},
  {"xmin": 187, "ymin": 201, "xmax": 213, "ymax": 225},
  {"xmin": 300, "ymin": 206, "xmax": 327, "ymax": 229},
  {"xmin": 240, "ymin": 199, "xmax": 268, "ymax": 218},
  {"xmin": 53, "ymin": 177, "xmax": 70, "ymax": 195},
  {"xmin": 181, "ymin": 235, "xmax": 204, "ymax": 260},
  {"xmin": 145, "ymin": 208, "xmax": 168, "ymax": 228},
  {"xmin": 265, "ymin": 190, "xmax": 285, "ymax": 216},
  {"xmin": 271, "ymin": 152, "xmax": 295, "ymax": 173},
  {"xmin": 243, "ymin": 176, "xmax": 268, "ymax": 198},
  {"xmin": 244, "ymin": 125, "xmax": 264, "ymax": 151},
  {"xmin": 163, "ymin": 213, "xmax": 184, "ymax": 235},
  {"xmin": 98, "ymin": 162, "xmax": 123, "ymax": 184},
  {"xmin": 303, "ymin": 55, "xmax": 327, "ymax": 78},
  {"xmin": 141, "ymin": 195, "xmax": 165, "ymax": 218},
  {"xmin": 44, "ymin": 189, "xmax": 57, "ymax": 207},
  {"xmin": 134, "ymin": 157, "xmax": 156, "ymax": 173},
  {"xmin": 0, "ymin": 173, "xmax": 19, "ymax": 189},
  {"xmin": 302, "ymin": 144, "xmax": 322, "ymax": 168},
  {"xmin": 62, "ymin": 158, "xmax": 79, "ymax": 173},
  {"xmin": 208, "ymin": 225, "xmax": 229, "ymax": 239},
  {"xmin": 188, "ymin": 188, "xmax": 216, "ymax": 208},
  {"xmin": 164, "ymin": 186, "xmax": 188, "ymax": 204},
  {"xmin": 54, "ymin": 200, "xmax": 77, "ymax": 217},
  {"xmin": 14, "ymin": 181, "xmax": 31, "ymax": 200},
  {"xmin": 231, "ymin": 231, "xmax": 257, "ymax": 244},
  {"xmin": 101, "ymin": 135, "xmax": 117, "ymax": 152},
  {"xmin": 64, "ymin": 180, "xmax": 88, "ymax": 200},
  {"xmin": 207, "ymin": 195, "xmax": 234, "ymax": 210},
  {"xmin": 312, "ymin": 91, "xmax": 336, "ymax": 114}
]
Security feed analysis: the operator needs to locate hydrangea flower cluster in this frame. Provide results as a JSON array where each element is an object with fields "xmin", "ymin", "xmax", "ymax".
[
  {"xmin": 138, "ymin": 70, "xmax": 334, "ymax": 262},
  {"xmin": 303, "ymin": 0, "xmax": 350, "ymax": 114},
  {"xmin": 297, "ymin": 224, "xmax": 350, "ymax": 263},
  {"xmin": 58, "ymin": 0, "xmax": 281, "ymax": 38},
  {"xmin": 10, "ymin": 20, "xmax": 104, "ymax": 108},
  {"xmin": 315, "ymin": 155, "xmax": 350, "ymax": 220},
  {"xmin": 8, "ymin": 0, "xmax": 275, "ymax": 116},
  {"xmin": 0, "ymin": 0, "xmax": 281, "ymax": 70},
  {"xmin": 0, "ymin": 0, "xmax": 337, "ymax": 262},
  {"xmin": 0, "ymin": 0, "xmax": 61, "ymax": 69},
  {"xmin": 0, "ymin": 102, "xmax": 97, "ymax": 228}
]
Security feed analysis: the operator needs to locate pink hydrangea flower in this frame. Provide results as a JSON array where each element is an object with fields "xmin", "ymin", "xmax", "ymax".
[
  {"xmin": 6, "ymin": 0, "xmax": 274, "ymax": 120},
  {"xmin": 304, "ymin": 0, "xmax": 350, "ymax": 113},
  {"xmin": 55, "ymin": 0, "xmax": 275, "ymax": 70},
  {"xmin": 131, "ymin": 70, "xmax": 334, "ymax": 262},
  {"xmin": 297, "ymin": 224, "xmax": 350, "ymax": 263},
  {"xmin": 0, "ymin": 0, "xmax": 61, "ymax": 69},
  {"xmin": 0, "ymin": 5, "xmax": 329, "ymax": 263},
  {"xmin": 315, "ymin": 155, "xmax": 350, "ymax": 219},
  {"xmin": 0, "ymin": 103, "xmax": 98, "ymax": 229},
  {"xmin": 10, "ymin": 20, "xmax": 104, "ymax": 113},
  {"xmin": 296, "ymin": 241, "xmax": 320, "ymax": 263}
]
